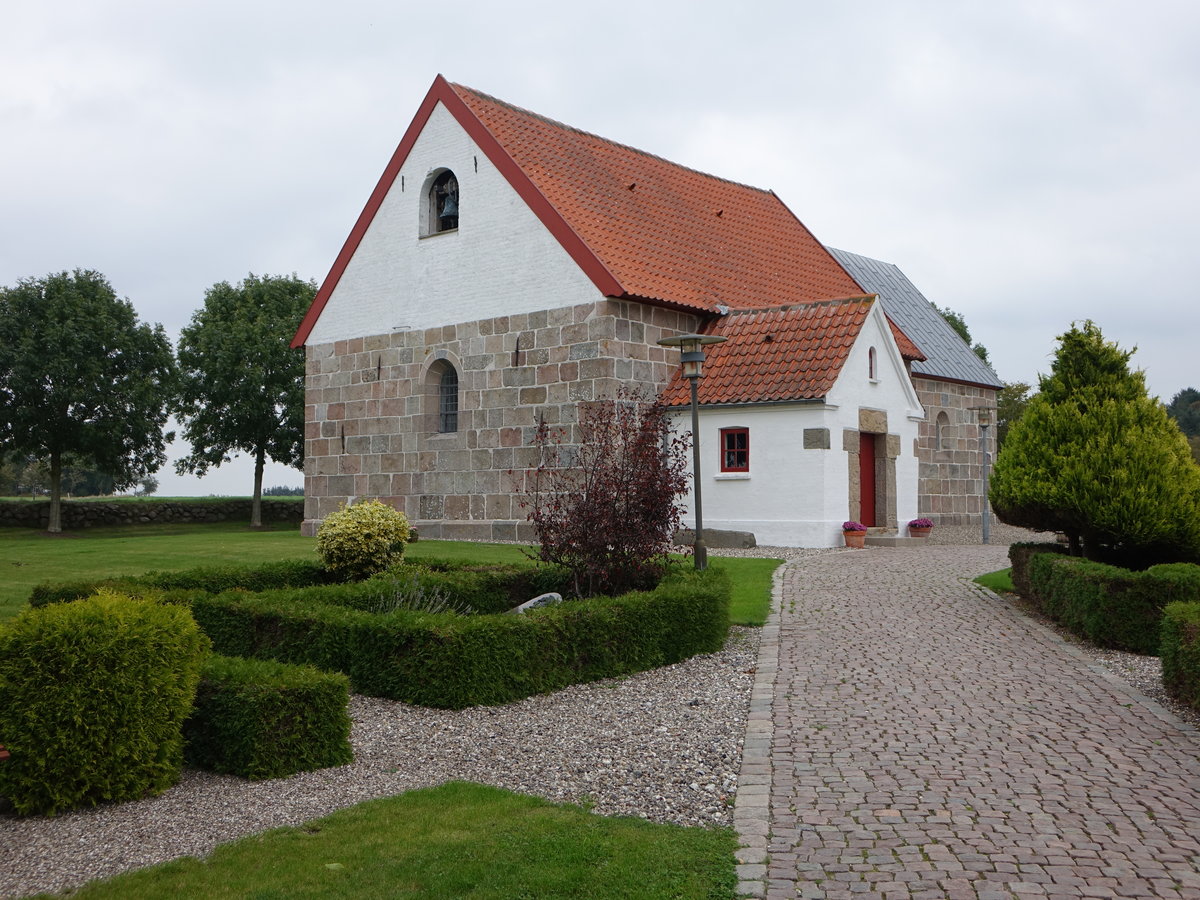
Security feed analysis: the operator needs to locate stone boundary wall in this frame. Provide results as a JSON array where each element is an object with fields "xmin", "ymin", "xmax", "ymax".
[{"xmin": 0, "ymin": 499, "xmax": 304, "ymax": 530}]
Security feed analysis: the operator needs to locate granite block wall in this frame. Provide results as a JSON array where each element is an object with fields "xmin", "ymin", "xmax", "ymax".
[
  {"xmin": 914, "ymin": 376, "xmax": 998, "ymax": 526},
  {"xmin": 302, "ymin": 299, "xmax": 700, "ymax": 538}
]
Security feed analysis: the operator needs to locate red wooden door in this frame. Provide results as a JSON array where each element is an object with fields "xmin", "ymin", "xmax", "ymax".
[{"xmin": 859, "ymin": 433, "xmax": 877, "ymax": 527}]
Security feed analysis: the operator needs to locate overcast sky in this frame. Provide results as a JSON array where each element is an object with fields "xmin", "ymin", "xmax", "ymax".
[{"xmin": 4, "ymin": 0, "xmax": 1197, "ymax": 495}]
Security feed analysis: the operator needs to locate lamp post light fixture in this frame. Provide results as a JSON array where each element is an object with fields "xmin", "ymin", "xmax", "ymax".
[
  {"xmin": 971, "ymin": 405, "xmax": 995, "ymax": 545},
  {"xmin": 658, "ymin": 332, "xmax": 728, "ymax": 570}
]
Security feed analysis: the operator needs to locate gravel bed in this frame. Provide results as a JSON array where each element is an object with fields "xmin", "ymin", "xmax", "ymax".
[
  {"xmin": 6, "ymin": 533, "xmax": 1197, "ymax": 896},
  {"xmin": 0, "ymin": 627, "xmax": 759, "ymax": 898}
]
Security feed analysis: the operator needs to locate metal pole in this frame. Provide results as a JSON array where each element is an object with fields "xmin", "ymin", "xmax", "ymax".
[
  {"xmin": 981, "ymin": 422, "xmax": 991, "ymax": 545},
  {"xmin": 689, "ymin": 376, "xmax": 706, "ymax": 570}
]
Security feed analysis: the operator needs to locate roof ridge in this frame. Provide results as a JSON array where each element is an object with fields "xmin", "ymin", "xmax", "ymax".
[
  {"xmin": 720, "ymin": 295, "xmax": 876, "ymax": 316},
  {"xmin": 449, "ymin": 81, "xmax": 779, "ymax": 197}
]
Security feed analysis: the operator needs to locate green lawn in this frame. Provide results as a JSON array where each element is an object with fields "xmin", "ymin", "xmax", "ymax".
[
  {"xmin": 0, "ymin": 524, "xmax": 782, "ymax": 625},
  {"xmin": 32, "ymin": 782, "xmax": 736, "ymax": 899},
  {"xmin": 974, "ymin": 567, "xmax": 1015, "ymax": 593},
  {"xmin": 4, "ymin": 525, "xmax": 759, "ymax": 899},
  {"xmin": 0, "ymin": 522, "xmax": 314, "ymax": 622}
]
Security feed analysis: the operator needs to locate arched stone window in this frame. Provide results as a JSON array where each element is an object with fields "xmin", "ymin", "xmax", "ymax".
[
  {"xmin": 426, "ymin": 169, "xmax": 459, "ymax": 234},
  {"xmin": 424, "ymin": 358, "xmax": 460, "ymax": 433},
  {"xmin": 935, "ymin": 411, "xmax": 951, "ymax": 450},
  {"xmin": 868, "ymin": 346, "xmax": 878, "ymax": 381},
  {"xmin": 437, "ymin": 364, "xmax": 459, "ymax": 433}
]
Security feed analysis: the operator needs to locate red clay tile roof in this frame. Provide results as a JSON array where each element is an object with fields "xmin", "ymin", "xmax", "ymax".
[
  {"xmin": 449, "ymin": 82, "xmax": 863, "ymax": 313},
  {"xmin": 659, "ymin": 298, "xmax": 879, "ymax": 407},
  {"xmin": 887, "ymin": 317, "xmax": 927, "ymax": 361},
  {"xmin": 292, "ymin": 75, "xmax": 916, "ymax": 360}
]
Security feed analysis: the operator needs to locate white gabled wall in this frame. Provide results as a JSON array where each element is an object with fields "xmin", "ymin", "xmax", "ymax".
[
  {"xmin": 826, "ymin": 302, "xmax": 925, "ymax": 535},
  {"xmin": 307, "ymin": 102, "xmax": 604, "ymax": 344},
  {"xmin": 677, "ymin": 302, "xmax": 925, "ymax": 548}
]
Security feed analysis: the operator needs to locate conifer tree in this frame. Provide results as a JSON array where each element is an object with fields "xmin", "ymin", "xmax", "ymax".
[{"xmin": 989, "ymin": 321, "xmax": 1200, "ymax": 565}]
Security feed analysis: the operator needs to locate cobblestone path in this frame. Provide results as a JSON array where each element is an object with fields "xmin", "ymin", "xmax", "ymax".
[{"xmin": 735, "ymin": 546, "xmax": 1200, "ymax": 899}]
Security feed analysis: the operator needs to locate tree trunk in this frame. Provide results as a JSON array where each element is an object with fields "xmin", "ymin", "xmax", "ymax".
[
  {"xmin": 251, "ymin": 445, "xmax": 265, "ymax": 529},
  {"xmin": 48, "ymin": 450, "xmax": 63, "ymax": 534}
]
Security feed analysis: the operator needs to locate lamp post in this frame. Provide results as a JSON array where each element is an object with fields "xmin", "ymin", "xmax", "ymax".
[
  {"xmin": 971, "ymin": 406, "xmax": 994, "ymax": 545},
  {"xmin": 658, "ymin": 333, "xmax": 727, "ymax": 570}
]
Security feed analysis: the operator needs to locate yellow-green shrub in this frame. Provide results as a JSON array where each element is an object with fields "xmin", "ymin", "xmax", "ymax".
[
  {"xmin": 316, "ymin": 499, "xmax": 411, "ymax": 580},
  {"xmin": 0, "ymin": 590, "xmax": 211, "ymax": 815}
]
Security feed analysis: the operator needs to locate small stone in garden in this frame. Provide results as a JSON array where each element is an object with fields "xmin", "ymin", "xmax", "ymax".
[{"xmin": 507, "ymin": 592, "xmax": 563, "ymax": 614}]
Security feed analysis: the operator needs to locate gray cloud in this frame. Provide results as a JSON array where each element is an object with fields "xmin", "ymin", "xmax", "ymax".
[{"xmin": 3, "ymin": 0, "xmax": 1197, "ymax": 492}]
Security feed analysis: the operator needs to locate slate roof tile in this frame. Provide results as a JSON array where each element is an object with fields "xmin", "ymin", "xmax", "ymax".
[{"xmin": 828, "ymin": 247, "xmax": 1001, "ymax": 388}]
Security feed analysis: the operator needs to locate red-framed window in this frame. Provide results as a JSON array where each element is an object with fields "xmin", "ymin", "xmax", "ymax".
[{"xmin": 720, "ymin": 427, "xmax": 749, "ymax": 472}]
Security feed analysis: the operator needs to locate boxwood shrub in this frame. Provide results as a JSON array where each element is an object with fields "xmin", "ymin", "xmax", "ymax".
[
  {"xmin": 1027, "ymin": 556, "xmax": 1200, "ymax": 654},
  {"xmin": 184, "ymin": 654, "xmax": 352, "ymax": 780},
  {"xmin": 0, "ymin": 592, "xmax": 210, "ymax": 815},
  {"xmin": 29, "ymin": 558, "xmax": 332, "ymax": 608},
  {"xmin": 190, "ymin": 567, "xmax": 730, "ymax": 709},
  {"xmin": 1008, "ymin": 541, "xmax": 1065, "ymax": 606},
  {"xmin": 1161, "ymin": 601, "xmax": 1200, "ymax": 712}
]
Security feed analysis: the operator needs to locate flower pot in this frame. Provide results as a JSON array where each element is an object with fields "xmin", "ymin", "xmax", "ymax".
[
  {"xmin": 909, "ymin": 526, "xmax": 933, "ymax": 538},
  {"xmin": 842, "ymin": 530, "xmax": 866, "ymax": 549}
]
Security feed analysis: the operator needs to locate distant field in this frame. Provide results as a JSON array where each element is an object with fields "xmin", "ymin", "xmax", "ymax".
[{"xmin": 0, "ymin": 523, "xmax": 781, "ymax": 625}]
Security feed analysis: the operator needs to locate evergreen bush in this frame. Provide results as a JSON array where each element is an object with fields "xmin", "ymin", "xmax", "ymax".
[
  {"xmin": 990, "ymin": 321, "xmax": 1200, "ymax": 565},
  {"xmin": 1161, "ymin": 601, "xmax": 1200, "ymax": 712},
  {"xmin": 1026, "ymin": 556, "xmax": 1199, "ymax": 654},
  {"xmin": 184, "ymin": 654, "xmax": 352, "ymax": 780},
  {"xmin": 29, "ymin": 559, "xmax": 331, "ymax": 608},
  {"xmin": 190, "ymin": 567, "xmax": 730, "ymax": 709},
  {"xmin": 1008, "ymin": 542, "xmax": 1065, "ymax": 603},
  {"xmin": 316, "ymin": 499, "xmax": 411, "ymax": 580},
  {"xmin": 0, "ymin": 591, "xmax": 210, "ymax": 815}
]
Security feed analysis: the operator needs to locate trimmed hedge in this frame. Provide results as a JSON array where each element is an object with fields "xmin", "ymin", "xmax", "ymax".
[
  {"xmin": 0, "ymin": 593, "xmax": 211, "ymax": 815},
  {"xmin": 1027, "ymin": 556, "xmax": 1200, "ymax": 654},
  {"xmin": 1161, "ymin": 602, "xmax": 1200, "ymax": 712},
  {"xmin": 190, "ymin": 567, "xmax": 731, "ymax": 709},
  {"xmin": 1008, "ymin": 541, "xmax": 1065, "ymax": 605},
  {"xmin": 184, "ymin": 655, "xmax": 352, "ymax": 780},
  {"xmin": 29, "ymin": 559, "xmax": 332, "ymax": 608}
]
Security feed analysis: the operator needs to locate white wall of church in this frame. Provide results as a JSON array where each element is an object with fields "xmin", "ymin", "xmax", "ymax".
[
  {"xmin": 307, "ymin": 102, "xmax": 604, "ymax": 345},
  {"xmin": 678, "ymin": 304, "xmax": 925, "ymax": 548},
  {"xmin": 678, "ymin": 403, "xmax": 851, "ymax": 547}
]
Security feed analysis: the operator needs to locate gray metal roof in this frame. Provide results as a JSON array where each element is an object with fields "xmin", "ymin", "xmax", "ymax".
[{"xmin": 827, "ymin": 247, "xmax": 1003, "ymax": 388}]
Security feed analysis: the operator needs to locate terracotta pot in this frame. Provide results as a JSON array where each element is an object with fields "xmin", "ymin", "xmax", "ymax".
[
  {"xmin": 909, "ymin": 526, "xmax": 933, "ymax": 538},
  {"xmin": 842, "ymin": 530, "xmax": 866, "ymax": 549}
]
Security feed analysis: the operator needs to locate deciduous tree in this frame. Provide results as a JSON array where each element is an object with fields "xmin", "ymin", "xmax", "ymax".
[
  {"xmin": 933, "ymin": 303, "xmax": 992, "ymax": 365},
  {"xmin": 0, "ymin": 270, "xmax": 175, "ymax": 531},
  {"xmin": 522, "ymin": 393, "xmax": 690, "ymax": 597},
  {"xmin": 1167, "ymin": 387, "xmax": 1200, "ymax": 437},
  {"xmin": 996, "ymin": 381, "xmax": 1032, "ymax": 450},
  {"xmin": 175, "ymin": 273, "xmax": 315, "ymax": 528}
]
